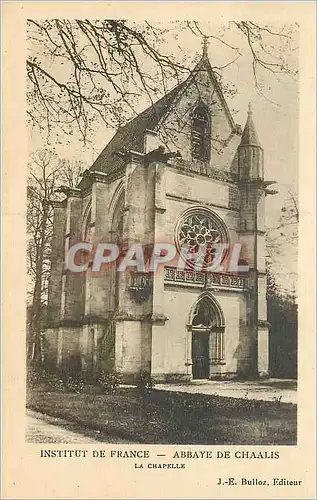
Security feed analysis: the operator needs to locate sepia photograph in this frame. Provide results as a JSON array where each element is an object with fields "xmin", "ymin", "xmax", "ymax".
[
  {"xmin": 3, "ymin": 2, "xmax": 316, "ymax": 499},
  {"xmin": 25, "ymin": 18, "xmax": 299, "ymax": 446}
]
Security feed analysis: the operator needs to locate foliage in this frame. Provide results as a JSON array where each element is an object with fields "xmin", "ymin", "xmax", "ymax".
[
  {"xmin": 45, "ymin": 372, "xmax": 66, "ymax": 392},
  {"xmin": 27, "ymin": 20, "xmax": 298, "ymax": 144},
  {"xmin": 26, "ymin": 364, "xmax": 42, "ymax": 389},
  {"xmin": 27, "ymin": 364, "xmax": 87, "ymax": 393},
  {"xmin": 265, "ymin": 188, "xmax": 298, "ymax": 379},
  {"xmin": 136, "ymin": 371, "xmax": 155, "ymax": 396},
  {"xmin": 267, "ymin": 271, "xmax": 298, "ymax": 379},
  {"xmin": 98, "ymin": 370, "xmax": 121, "ymax": 394},
  {"xmin": 64, "ymin": 375, "xmax": 85, "ymax": 394}
]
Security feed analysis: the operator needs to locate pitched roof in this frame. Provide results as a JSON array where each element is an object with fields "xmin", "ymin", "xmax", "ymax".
[
  {"xmin": 240, "ymin": 105, "xmax": 261, "ymax": 147},
  {"xmin": 89, "ymin": 53, "xmax": 236, "ymax": 177},
  {"xmin": 89, "ymin": 82, "xmax": 186, "ymax": 175}
]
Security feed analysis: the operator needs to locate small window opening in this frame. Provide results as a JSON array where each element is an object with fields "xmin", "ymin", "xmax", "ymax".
[{"xmin": 192, "ymin": 104, "xmax": 211, "ymax": 161}]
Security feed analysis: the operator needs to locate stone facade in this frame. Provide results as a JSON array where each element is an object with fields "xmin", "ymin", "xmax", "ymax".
[{"xmin": 45, "ymin": 51, "xmax": 273, "ymax": 382}]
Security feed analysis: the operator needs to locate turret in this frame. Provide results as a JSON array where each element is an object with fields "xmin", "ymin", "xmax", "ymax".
[
  {"xmin": 237, "ymin": 104, "xmax": 270, "ymax": 378},
  {"xmin": 238, "ymin": 103, "xmax": 264, "ymax": 181}
]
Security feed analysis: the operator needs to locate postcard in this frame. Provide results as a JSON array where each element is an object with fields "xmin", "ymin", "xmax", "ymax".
[{"xmin": 2, "ymin": 2, "xmax": 316, "ymax": 499}]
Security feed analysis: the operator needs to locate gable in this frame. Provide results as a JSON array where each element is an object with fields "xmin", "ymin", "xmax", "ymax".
[
  {"xmin": 154, "ymin": 59, "xmax": 241, "ymax": 172},
  {"xmin": 87, "ymin": 55, "xmax": 241, "ymax": 179}
]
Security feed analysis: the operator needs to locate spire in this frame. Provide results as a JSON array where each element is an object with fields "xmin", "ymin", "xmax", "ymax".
[
  {"xmin": 194, "ymin": 36, "xmax": 210, "ymax": 71},
  {"xmin": 202, "ymin": 36, "xmax": 209, "ymax": 59},
  {"xmin": 240, "ymin": 102, "xmax": 261, "ymax": 147}
]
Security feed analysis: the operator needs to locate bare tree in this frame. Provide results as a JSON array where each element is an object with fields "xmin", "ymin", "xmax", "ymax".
[
  {"xmin": 27, "ymin": 20, "xmax": 298, "ymax": 144},
  {"xmin": 27, "ymin": 149, "xmax": 86, "ymax": 364},
  {"xmin": 267, "ymin": 190, "xmax": 298, "ymax": 257},
  {"xmin": 266, "ymin": 189, "xmax": 299, "ymax": 297}
]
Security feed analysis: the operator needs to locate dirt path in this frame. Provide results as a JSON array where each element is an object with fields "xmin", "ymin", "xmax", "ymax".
[
  {"xmin": 26, "ymin": 411, "xmax": 135, "ymax": 444},
  {"xmin": 155, "ymin": 379, "xmax": 297, "ymax": 404}
]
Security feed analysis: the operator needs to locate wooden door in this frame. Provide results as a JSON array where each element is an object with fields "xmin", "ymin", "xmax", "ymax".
[{"xmin": 192, "ymin": 331, "xmax": 210, "ymax": 379}]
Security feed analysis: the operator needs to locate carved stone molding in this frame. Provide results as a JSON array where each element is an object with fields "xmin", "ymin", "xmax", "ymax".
[{"xmin": 164, "ymin": 267, "xmax": 247, "ymax": 291}]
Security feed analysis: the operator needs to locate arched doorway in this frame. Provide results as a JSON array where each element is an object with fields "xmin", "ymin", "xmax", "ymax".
[{"xmin": 189, "ymin": 293, "xmax": 225, "ymax": 379}]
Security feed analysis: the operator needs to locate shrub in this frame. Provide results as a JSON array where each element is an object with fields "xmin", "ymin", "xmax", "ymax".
[
  {"xmin": 137, "ymin": 371, "xmax": 155, "ymax": 396},
  {"xmin": 98, "ymin": 370, "xmax": 121, "ymax": 394},
  {"xmin": 46, "ymin": 372, "xmax": 65, "ymax": 392},
  {"xmin": 26, "ymin": 365, "xmax": 41, "ymax": 389},
  {"xmin": 64, "ymin": 375, "xmax": 85, "ymax": 394}
]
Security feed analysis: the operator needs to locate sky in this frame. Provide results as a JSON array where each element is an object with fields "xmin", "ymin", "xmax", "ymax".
[{"xmin": 28, "ymin": 21, "xmax": 299, "ymax": 292}]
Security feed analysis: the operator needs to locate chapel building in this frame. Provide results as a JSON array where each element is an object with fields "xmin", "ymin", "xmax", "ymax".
[{"xmin": 45, "ymin": 46, "xmax": 274, "ymax": 382}]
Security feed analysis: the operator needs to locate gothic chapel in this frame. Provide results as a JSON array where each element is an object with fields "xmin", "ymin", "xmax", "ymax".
[{"xmin": 45, "ymin": 44, "xmax": 275, "ymax": 382}]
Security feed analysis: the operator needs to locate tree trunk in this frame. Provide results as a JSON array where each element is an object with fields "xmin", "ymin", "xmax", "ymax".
[{"xmin": 28, "ymin": 201, "xmax": 49, "ymax": 365}]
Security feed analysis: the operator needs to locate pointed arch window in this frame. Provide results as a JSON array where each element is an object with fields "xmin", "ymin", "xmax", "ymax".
[
  {"xmin": 192, "ymin": 297, "xmax": 216, "ymax": 328},
  {"xmin": 191, "ymin": 104, "xmax": 211, "ymax": 162}
]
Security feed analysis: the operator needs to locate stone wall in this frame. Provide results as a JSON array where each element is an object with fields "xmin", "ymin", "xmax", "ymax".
[{"xmin": 151, "ymin": 287, "xmax": 249, "ymax": 380}]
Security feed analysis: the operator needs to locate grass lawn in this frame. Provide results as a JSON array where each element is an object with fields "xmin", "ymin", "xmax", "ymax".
[{"xmin": 27, "ymin": 387, "xmax": 297, "ymax": 445}]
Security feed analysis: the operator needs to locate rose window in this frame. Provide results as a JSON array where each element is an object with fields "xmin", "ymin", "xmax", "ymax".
[{"xmin": 176, "ymin": 207, "xmax": 229, "ymax": 269}]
